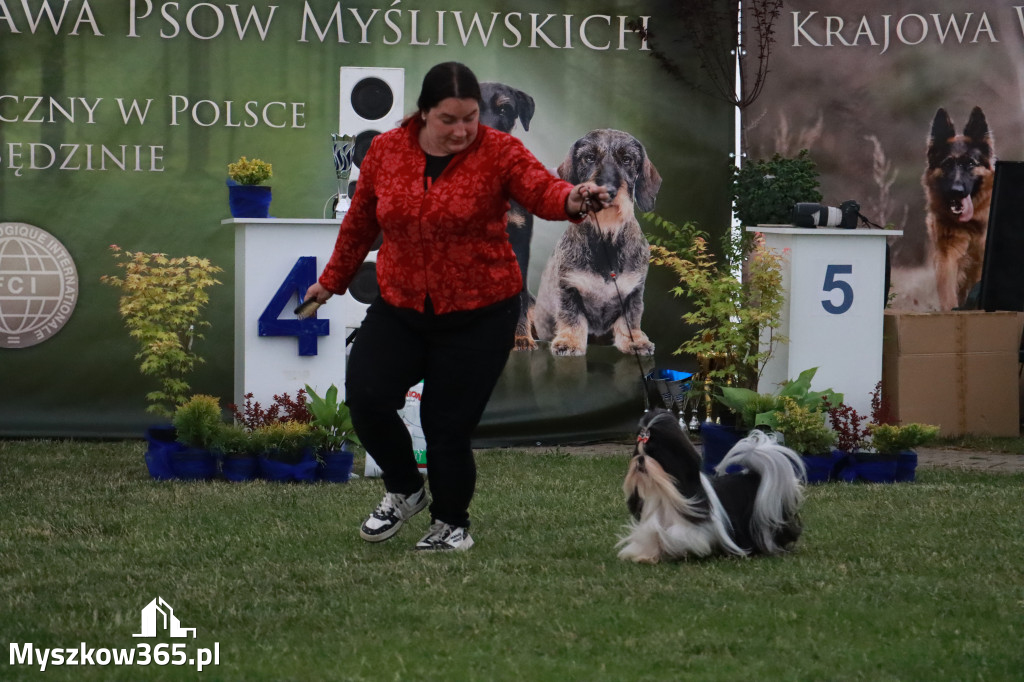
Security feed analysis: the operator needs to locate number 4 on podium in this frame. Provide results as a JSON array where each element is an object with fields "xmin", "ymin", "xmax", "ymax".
[{"xmin": 258, "ymin": 256, "xmax": 329, "ymax": 356}]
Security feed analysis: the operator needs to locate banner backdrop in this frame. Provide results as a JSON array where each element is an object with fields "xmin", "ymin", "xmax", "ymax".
[
  {"xmin": 0, "ymin": 0, "xmax": 733, "ymax": 442},
  {"xmin": 746, "ymin": 0, "xmax": 1024, "ymax": 313}
]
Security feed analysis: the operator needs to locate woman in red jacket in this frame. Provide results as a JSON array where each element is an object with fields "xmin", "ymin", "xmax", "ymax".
[{"xmin": 305, "ymin": 62, "xmax": 610, "ymax": 551}]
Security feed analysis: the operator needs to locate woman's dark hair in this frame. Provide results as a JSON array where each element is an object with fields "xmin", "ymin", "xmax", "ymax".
[{"xmin": 416, "ymin": 62, "xmax": 481, "ymax": 112}]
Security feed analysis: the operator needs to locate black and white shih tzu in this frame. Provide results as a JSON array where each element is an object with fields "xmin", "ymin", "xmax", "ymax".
[{"xmin": 617, "ymin": 409, "xmax": 807, "ymax": 563}]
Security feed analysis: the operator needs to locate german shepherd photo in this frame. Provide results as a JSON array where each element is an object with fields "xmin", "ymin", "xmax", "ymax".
[{"xmin": 923, "ymin": 106, "xmax": 995, "ymax": 310}]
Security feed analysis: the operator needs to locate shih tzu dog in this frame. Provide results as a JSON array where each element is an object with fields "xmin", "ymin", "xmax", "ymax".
[{"xmin": 618, "ymin": 410, "xmax": 807, "ymax": 563}]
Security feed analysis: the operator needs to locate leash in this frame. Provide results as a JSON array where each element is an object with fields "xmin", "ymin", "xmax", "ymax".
[{"xmin": 582, "ymin": 192, "xmax": 652, "ymax": 412}]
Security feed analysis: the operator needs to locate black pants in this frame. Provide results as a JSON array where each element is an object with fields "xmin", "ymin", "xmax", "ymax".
[{"xmin": 345, "ymin": 295, "xmax": 519, "ymax": 528}]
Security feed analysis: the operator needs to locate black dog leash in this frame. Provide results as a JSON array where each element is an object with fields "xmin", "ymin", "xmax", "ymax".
[{"xmin": 582, "ymin": 194, "xmax": 652, "ymax": 412}]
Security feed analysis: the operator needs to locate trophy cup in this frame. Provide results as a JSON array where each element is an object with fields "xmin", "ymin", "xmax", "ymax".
[{"xmin": 331, "ymin": 133, "xmax": 355, "ymax": 218}]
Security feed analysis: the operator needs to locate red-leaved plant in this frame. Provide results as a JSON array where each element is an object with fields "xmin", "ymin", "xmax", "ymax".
[
  {"xmin": 823, "ymin": 396, "xmax": 871, "ymax": 453},
  {"xmin": 823, "ymin": 382, "xmax": 895, "ymax": 452},
  {"xmin": 228, "ymin": 390, "xmax": 311, "ymax": 430}
]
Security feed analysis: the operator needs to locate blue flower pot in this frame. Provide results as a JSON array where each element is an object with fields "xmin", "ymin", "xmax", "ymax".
[
  {"xmin": 170, "ymin": 447, "xmax": 217, "ymax": 481},
  {"xmin": 221, "ymin": 454, "xmax": 260, "ymax": 482},
  {"xmin": 259, "ymin": 448, "xmax": 318, "ymax": 483},
  {"xmin": 143, "ymin": 425, "xmax": 182, "ymax": 480},
  {"xmin": 895, "ymin": 450, "xmax": 918, "ymax": 482},
  {"xmin": 317, "ymin": 446, "xmax": 355, "ymax": 483},
  {"xmin": 227, "ymin": 182, "xmax": 272, "ymax": 218},
  {"xmin": 837, "ymin": 453, "xmax": 898, "ymax": 483},
  {"xmin": 802, "ymin": 450, "xmax": 846, "ymax": 484},
  {"xmin": 699, "ymin": 422, "xmax": 744, "ymax": 475}
]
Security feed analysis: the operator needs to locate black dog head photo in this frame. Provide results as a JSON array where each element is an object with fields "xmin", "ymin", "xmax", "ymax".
[{"xmin": 479, "ymin": 82, "xmax": 536, "ymax": 134}]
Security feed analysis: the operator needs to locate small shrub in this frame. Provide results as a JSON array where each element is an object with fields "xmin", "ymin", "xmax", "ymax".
[
  {"xmin": 773, "ymin": 397, "xmax": 836, "ymax": 455},
  {"xmin": 869, "ymin": 423, "xmax": 940, "ymax": 453},
  {"xmin": 227, "ymin": 156, "xmax": 272, "ymax": 185},
  {"xmin": 733, "ymin": 149, "xmax": 822, "ymax": 226},
  {"xmin": 172, "ymin": 395, "xmax": 223, "ymax": 450}
]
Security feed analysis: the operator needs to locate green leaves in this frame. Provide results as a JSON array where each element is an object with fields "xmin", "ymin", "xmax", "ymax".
[
  {"xmin": 304, "ymin": 384, "xmax": 361, "ymax": 451},
  {"xmin": 101, "ymin": 245, "xmax": 223, "ymax": 417},
  {"xmin": 227, "ymin": 156, "xmax": 273, "ymax": 185},
  {"xmin": 868, "ymin": 422, "xmax": 940, "ymax": 454},
  {"xmin": 649, "ymin": 233, "xmax": 787, "ymax": 393},
  {"xmin": 732, "ymin": 150, "xmax": 822, "ymax": 226}
]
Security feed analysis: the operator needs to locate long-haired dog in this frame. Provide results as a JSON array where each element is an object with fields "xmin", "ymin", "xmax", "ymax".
[
  {"xmin": 479, "ymin": 81, "xmax": 538, "ymax": 350},
  {"xmin": 924, "ymin": 106, "xmax": 995, "ymax": 310},
  {"xmin": 618, "ymin": 410, "xmax": 806, "ymax": 563},
  {"xmin": 532, "ymin": 129, "xmax": 661, "ymax": 357}
]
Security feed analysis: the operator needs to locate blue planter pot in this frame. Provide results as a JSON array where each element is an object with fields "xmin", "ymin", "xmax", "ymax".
[
  {"xmin": 317, "ymin": 446, "xmax": 355, "ymax": 483},
  {"xmin": 895, "ymin": 450, "xmax": 918, "ymax": 482},
  {"xmin": 144, "ymin": 425, "xmax": 182, "ymax": 480},
  {"xmin": 802, "ymin": 450, "xmax": 846, "ymax": 484},
  {"xmin": 221, "ymin": 454, "xmax": 260, "ymax": 482},
  {"xmin": 838, "ymin": 452, "xmax": 899, "ymax": 483},
  {"xmin": 171, "ymin": 447, "xmax": 217, "ymax": 481},
  {"xmin": 227, "ymin": 182, "xmax": 272, "ymax": 218},
  {"xmin": 259, "ymin": 448, "xmax": 318, "ymax": 483},
  {"xmin": 699, "ymin": 422, "xmax": 744, "ymax": 475}
]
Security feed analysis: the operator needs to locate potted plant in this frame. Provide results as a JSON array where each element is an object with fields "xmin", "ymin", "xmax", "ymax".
[
  {"xmin": 708, "ymin": 367, "xmax": 842, "ymax": 476},
  {"xmin": 305, "ymin": 384, "xmax": 361, "ymax": 483},
  {"xmin": 101, "ymin": 246, "xmax": 222, "ymax": 478},
  {"xmin": 226, "ymin": 155, "xmax": 273, "ymax": 218},
  {"xmin": 732, "ymin": 149, "xmax": 822, "ymax": 228},
  {"xmin": 212, "ymin": 422, "xmax": 260, "ymax": 482},
  {"xmin": 169, "ymin": 394, "xmax": 221, "ymax": 480},
  {"xmin": 257, "ymin": 421, "xmax": 317, "ymax": 482},
  {"xmin": 864, "ymin": 422, "xmax": 940, "ymax": 483},
  {"xmin": 771, "ymin": 397, "xmax": 841, "ymax": 483},
  {"xmin": 649, "ymin": 222, "xmax": 789, "ymax": 450}
]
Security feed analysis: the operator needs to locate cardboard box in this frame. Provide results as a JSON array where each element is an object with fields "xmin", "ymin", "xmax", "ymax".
[{"xmin": 882, "ymin": 311, "xmax": 1024, "ymax": 437}]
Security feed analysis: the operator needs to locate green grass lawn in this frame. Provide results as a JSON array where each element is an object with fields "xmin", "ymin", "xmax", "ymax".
[{"xmin": 1, "ymin": 439, "xmax": 1022, "ymax": 681}]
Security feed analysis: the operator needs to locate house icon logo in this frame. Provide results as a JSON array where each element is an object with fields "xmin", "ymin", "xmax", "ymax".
[{"xmin": 133, "ymin": 597, "xmax": 197, "ymax": 639}]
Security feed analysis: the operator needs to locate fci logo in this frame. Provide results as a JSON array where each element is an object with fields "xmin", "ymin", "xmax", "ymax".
[
  {"xmin": 133, "ymin": 597, "xmax": 197, "ymax": 639},
  {"xmin": 0, "ymin": 222, "xmax": 79, "ymax": 348}
]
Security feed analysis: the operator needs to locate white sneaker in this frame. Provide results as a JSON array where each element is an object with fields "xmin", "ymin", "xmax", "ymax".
[
  {"xmin": 359, "ymin": 488, "xmax": 428, "ymax": 542},
  {"xmin": 414, "ymin": 520, "xmax": 474, "ymax": 552}
]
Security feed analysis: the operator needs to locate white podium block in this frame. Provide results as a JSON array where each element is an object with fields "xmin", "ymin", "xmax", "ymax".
[
  {"xmin": 224, "ymin": 218, "xmax": 349, "ymax": 408},
  {"xmin": 752, "ymin": 225, "xmax": 901, "ymax": 420}
]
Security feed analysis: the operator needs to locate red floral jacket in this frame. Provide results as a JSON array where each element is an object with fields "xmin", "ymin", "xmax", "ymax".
[{"xmin": 319, "ymin": 117, "xmax": 576, "ymax": 314}]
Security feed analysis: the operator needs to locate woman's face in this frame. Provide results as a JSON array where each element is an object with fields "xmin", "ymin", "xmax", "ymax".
[{"xmin": 420, "ymin": 97, "xmax": 479, "ymax": 155}]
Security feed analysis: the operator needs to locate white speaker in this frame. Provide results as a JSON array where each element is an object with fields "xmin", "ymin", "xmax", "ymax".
[
  {"xmin": 335, "ymin": 66, "xmax": 404, "ymax": 340},
  {"xmin": 339, "ymin": 66, "xmax": 405, "ymax": 191}
]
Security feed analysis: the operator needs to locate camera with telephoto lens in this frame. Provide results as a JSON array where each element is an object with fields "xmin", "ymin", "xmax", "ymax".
[{"xmin": 791, "ymin": 200, "xmax": 861, "ymax": 229}]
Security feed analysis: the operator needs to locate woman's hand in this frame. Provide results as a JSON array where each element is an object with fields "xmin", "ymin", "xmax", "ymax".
[
  {"xmin": 565, "ymin": 182, "xmax": 613, "ymax": 218},
  {"xmin": 303, "ymin": 282, "xmax": 334, "ymax": 305}
]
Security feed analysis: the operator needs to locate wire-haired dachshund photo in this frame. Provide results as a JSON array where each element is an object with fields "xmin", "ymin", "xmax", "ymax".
[
  {"xmin": 533, "ymin": 129, "xmax": 661, "ymax": 357},
  {"xmin": 479, "ymin": 81, "xmax": 538, "ymax": 350}
]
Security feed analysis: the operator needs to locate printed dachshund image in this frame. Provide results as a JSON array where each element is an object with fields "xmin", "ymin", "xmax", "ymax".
[
  {"xmin": 479, "ymin": 81, "xmax": 538, "ymax": 350},
  {"xmin": 923, "ymin": 106, "xmax": 995, "ymax": 310},
  {"xmin": 533, "ymin": 129, "xmax": 661, "ymax": 357}
]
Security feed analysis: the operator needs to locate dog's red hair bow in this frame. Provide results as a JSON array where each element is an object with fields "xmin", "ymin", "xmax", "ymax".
[{"xmin": 637, "ymin": 433, "xmax": 649, "ymax": 444}]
